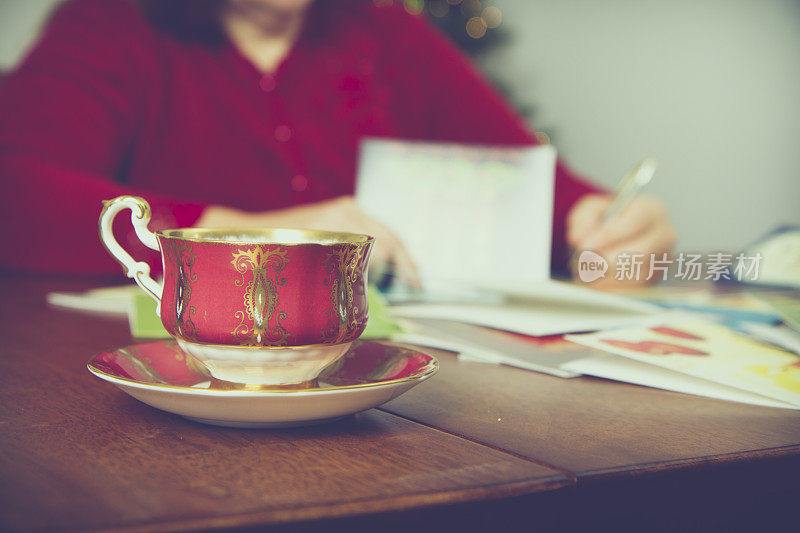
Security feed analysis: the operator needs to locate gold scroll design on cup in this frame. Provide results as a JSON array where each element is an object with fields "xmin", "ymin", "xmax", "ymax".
[
  {"xmin": 231, "ymin": 246, "xmax": 290, "ymax": 346},
  {"xmin": 321, "ymin": 245, "xmax": 365, "ymax": 344},
  {"xmin": 164, "ymin": 240, "xmax": 199, "ymax": 341}
]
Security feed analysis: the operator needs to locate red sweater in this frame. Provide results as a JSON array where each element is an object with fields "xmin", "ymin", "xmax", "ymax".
[{"xmin": 0, "ymin": 0, "xmax": 600, "ymax": 276}]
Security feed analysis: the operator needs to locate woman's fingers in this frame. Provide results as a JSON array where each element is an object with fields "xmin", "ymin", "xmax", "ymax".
[
  {"xmin": 567, "ymin": 194, "xmax": 611, "ymax": 248},
  {"xmin": 568, "ymin": 193, "xmax": 676, "ymax": 287},
  {"xmin": 602, "ymin": 220, "xmax": 676, "ymax": 266},
  {"xmin": 587, "ymin": 196, "xmax": 667, "ymax": 251},
  {"xmin": 595, "ymin": 208, "xmax": 676, "ymax": 261},
  {"xmin": 354, "ymin": 210, "xmax": 420, "ymax": 289},
  {"xmin": 589, "ymin": 220, "xmax": 677, "ymax": 287}
]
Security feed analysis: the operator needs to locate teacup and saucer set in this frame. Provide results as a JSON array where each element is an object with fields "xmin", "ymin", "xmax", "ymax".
[{"xmin": 89, "ymin": 196, "xmax": 437, "ymax": 427}]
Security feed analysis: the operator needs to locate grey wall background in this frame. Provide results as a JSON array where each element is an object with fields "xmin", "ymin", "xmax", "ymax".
[
  {"xmin": 2, "ymin": 0, "xmax": 798, "ymax": 253},
  {"xmin": 0, "ymin": 0, "xmax": 59, "ymax": 70},
  {"xmin": 477, "ymin": 0, "xmax": 800, "ymax": 253}
]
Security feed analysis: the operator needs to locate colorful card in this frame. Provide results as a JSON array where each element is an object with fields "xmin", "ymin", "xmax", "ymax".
[{"xmin": 566, "ymin": 321, "xmax": 800, "ymax": 408}]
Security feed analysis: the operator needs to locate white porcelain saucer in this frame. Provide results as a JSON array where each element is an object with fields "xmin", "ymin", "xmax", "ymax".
[{"xmin": 87, "ymin": 340, "xmax": 438, "ymax": 428}]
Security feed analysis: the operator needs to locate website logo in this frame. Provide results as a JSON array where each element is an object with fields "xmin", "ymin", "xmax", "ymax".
[{"xmin": 577, "ymin": 250, "xmax": 608, "ymax": 283}]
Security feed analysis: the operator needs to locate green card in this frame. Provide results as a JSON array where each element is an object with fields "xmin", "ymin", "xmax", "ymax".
[
  {"xmin": 362, "ymin": 287, "xmax": 404, "ymax": 339},
  {"xmin": 129, "ymin": 291, "xmax": 171, "ymax": 339},
  {"xmin": 129, "ymin": 286, "xmax": 402, "ymax": 340}
]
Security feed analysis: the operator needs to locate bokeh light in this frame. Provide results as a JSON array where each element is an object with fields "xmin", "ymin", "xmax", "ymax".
[
  {"xmin": 404, "ymin": 0, "xmax": 424, "ymax": 15},
  {"xmin": 465, "ymin": 16, "xmax": 487, "ymax": 39},
  {"xmin": 375, "ymin": 0, "xmax": 503, "ymax": 42},
  {"xmin": 534, "ymin": 131, "xmax": 551, "ymax": 145},
  {"xmin": 481, "ymin": 5, "xmax": 502, "ymax": 28}
]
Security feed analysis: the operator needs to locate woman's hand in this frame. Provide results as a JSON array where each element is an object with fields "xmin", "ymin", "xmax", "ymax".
[
  {"xmin": 567, "ymin": 194, "xmax": 677, "ymax": 287},
  {"xmin": 196, "ymin": 196, "xmax": 419, "ymax": 287}
]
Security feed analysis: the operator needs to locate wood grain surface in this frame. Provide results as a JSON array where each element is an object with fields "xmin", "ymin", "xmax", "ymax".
[
  {"xmin": 2, "ymin": 274, "xmax": 800, "ymax": 532},
  {"xmin": 0, "ymin": 276, "xmax": 567, "ymax": 532},
  {"xmin": 382, "ymin": 346, "xmax": 800, "ymax": 477}
]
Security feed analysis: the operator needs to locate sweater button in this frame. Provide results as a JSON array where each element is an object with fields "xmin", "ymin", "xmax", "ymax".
[
  {"xmin": 290, "ymin": 174, "xmax": 308, "ymax": 192},
  {"xmin": 259, "ymin": 74, "xmax": 276, "ymax": 92},
  {"xmin": 274, "ymin": 125, "xmax": 291, "ymax": 142}
]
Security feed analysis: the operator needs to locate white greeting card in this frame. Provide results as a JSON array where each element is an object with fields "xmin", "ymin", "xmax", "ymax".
[{"xmin": 356, "ymin": 138, "xmax": 556, "ymax": 290}]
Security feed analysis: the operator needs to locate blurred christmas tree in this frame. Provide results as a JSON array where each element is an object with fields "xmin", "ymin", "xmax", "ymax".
[
  {"xmin": 408, "ymin": 0, "xmax": 506, "ymax": 56},
  {"xmin": 399, "ymin": 0, "xmax": 542, "ymax": 136}
]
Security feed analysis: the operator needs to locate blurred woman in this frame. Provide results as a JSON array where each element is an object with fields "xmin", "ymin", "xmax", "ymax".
[{"xmin": 0, "ymin": 0, "xmax": 675, "ymax": 283}]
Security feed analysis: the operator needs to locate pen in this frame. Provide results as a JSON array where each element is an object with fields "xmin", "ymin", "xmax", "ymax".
[
  {"xmin": 569, "ymin": 157, "xmax": 658, "ymax": 269},
  {"xmin": 599, "ymin": 157, "xmax": 658, "ymax": 224}
]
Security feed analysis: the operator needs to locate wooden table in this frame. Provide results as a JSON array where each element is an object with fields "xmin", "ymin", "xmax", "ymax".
[{"xmin": 2, "ymin": 274, "xmax": 799, "ymax": 532}]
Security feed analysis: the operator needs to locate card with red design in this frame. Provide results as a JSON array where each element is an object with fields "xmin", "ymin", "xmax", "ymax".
[{"xmin": 567, "ymin": 321, "xmax": 800, "ymax": 408}]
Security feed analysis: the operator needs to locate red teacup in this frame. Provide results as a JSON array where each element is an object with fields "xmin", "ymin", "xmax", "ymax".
[{"xmin": 99, "ymin": 196, "xmax": 373, "ymax": 385}]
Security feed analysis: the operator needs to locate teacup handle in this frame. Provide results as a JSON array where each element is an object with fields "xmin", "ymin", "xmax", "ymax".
[{"xmin": 98, "ymin": 196, "xmax": 163, "ymax": 316}]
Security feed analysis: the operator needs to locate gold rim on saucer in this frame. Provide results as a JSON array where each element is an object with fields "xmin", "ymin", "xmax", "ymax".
[{"xmin": 87, "ymin": 340, "xmax": 438, "ymax": 396}]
